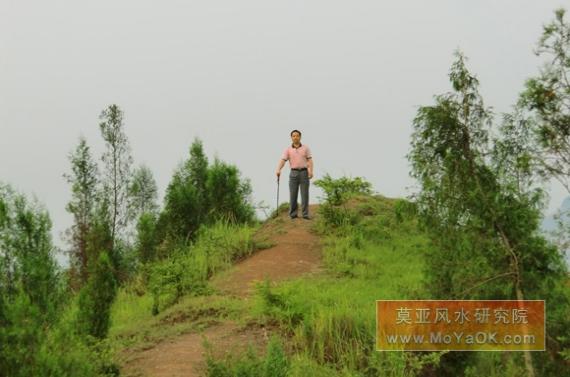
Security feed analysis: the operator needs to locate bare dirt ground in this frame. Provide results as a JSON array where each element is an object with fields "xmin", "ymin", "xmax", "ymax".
[{"xmin": 121, "ymin": 204, "xmax": 322, "ymax": 377}]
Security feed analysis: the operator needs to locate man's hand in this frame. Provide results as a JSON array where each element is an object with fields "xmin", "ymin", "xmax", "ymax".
[
  {"xmin": 276, "ymin": 159, "xmax": 286, "ymax": 180},
  {"xmin": 308, "ymin": 171, "xmax": 313, "ymax": 179}
]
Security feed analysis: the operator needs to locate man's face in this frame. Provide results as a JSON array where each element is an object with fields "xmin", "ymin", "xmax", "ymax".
[{"xmin": 291, "ymin": 132, "xmax": 301, "ymax": 145}]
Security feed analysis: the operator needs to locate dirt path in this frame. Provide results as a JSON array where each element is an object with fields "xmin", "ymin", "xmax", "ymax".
[{"xmin": 121, "ymin": 205, "xmax": 322, "ymax": 377}]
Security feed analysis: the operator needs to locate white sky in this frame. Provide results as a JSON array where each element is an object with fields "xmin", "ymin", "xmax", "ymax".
[{"xmin": 1, "ymin": 1, "xmax": 569, "ymax": 255}]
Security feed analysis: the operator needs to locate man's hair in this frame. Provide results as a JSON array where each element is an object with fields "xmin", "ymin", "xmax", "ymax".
[{"xmin": 290, "ymin": 129, "xmax": 302, "ymax": 137}]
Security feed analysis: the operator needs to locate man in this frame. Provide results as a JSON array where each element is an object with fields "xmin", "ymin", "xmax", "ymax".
[{"xmin": 275, "ymin": 130, "xmax": 314, "ymax": 219}]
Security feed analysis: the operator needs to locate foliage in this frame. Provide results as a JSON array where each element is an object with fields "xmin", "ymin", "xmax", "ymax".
[
  {"xmin": 206, "ymin": 158, "xmax": 255, "ymax": 224},
  {"xmin": 135, "ymin": 212, "xmax": 158, "ymax": 264},
  {"xmin": 252, "ymin": 195, "xmax": 442, "ymax": 377},
  {"xmin": 314, "ymin": 174, "xmax": 372, "ymax": 227},
  {"xmin": 85, "ymin": 194, "xmax": 116, "ymax": 272},
  {"xmin": 158, "ymin": 138, "xmax": 254, "ymax": 249},
  {"xmin": 0, "ymin": 183, "xmax": 114, "ymax": 376},
  {"xmin": 128, "ymin": 164, "xmax": 158, "ymax": 221},
  {"xmin": 205, "ymin": 336, "xmax": 289, "ymax": 377},
  {"xmin": 187, "ymin": 137, "xmax": 209, "ymax": 223},
  {"xmin": 0, "ymin": 183, "xmax": 61, "ymax": 321},
  {"xmin": 149, "ymin": 221, "xmax": 257, "ymax": 314},
  {"xmin": 314, "ymin": 174, "xmax": 372, "ymax": 206},
  {"xmin": 64, "ymin": 136, "xmax": 99, "ymax": 286},
  {"xmin": 99, "ymin": 104, "xmax": 133, "ymax": 250},
  {"xmin": 519, "ymin": 8, "xmax": 570, "ymax": 193},
  {"xmin": 408, "ymin": 51, "xmax": 570, "ymax": 376},
  {"xmin": 77, "ymin": 251, "xmax": 118, "ymax": 339},
  {"xmin": 159, "ymin": 165, "xmax": 201, "ymax": 246}
]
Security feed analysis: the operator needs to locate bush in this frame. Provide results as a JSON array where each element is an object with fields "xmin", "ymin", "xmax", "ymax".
[
  {"xmin": 77, "ymin": 251, "xmax": 118, "ymax": 339},
  {"xmin": 158, "ymin": 139, "xmax": 255, "ymax": 250},
  {"xmin": 206, "ymin": 159, "xmax": 255, "ymax": 224},
  {"xmin": 314, "ymin": 175, "xmax": 372, "ymax": 228},
  {"xmin": 314, "ymin": 175, "xmax": 372, "ymax": 206},
  {"xmin": 135, "ymin": 212, "xmax": 158, "ymax": 264}
]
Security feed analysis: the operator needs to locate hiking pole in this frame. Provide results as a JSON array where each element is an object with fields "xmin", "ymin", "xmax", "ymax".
[{"xmin": 275, "ymin": 175, "xmax": 280, "ymax": 218}]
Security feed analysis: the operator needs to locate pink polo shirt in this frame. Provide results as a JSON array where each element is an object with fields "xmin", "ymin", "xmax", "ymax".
[{"xmin": 281, "ymin": 144, "xmax": 312, "ymax": 169}]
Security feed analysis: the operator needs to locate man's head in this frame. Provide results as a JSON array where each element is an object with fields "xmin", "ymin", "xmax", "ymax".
[{"xmin": 290, "ymin": 129, "xmax": 302, "ymax": 145}]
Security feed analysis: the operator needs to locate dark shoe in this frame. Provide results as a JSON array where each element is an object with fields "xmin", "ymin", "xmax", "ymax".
[
  {"xmin": 290, "ymin": 216, "xmax": 298, "ymax": 220},
  {"xmin": 302, "ymin": 216, "xmax": 310, "ymax": 220}
]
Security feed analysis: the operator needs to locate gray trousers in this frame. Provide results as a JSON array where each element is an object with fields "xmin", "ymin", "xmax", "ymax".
[{"xmin": 289, "ymin": 169, "xmax": 310, "ymax": 218}]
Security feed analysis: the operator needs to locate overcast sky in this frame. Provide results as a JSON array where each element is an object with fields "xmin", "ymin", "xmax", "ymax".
[{"xmin": 1, "ymin": 1, "xmax": 569, "ymax": 256}]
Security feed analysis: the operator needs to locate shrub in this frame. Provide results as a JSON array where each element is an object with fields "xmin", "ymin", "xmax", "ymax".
[
  {"xmin": 314, "ymin": 174, "xmax": 372, "ymax": 228},
  {"xmin": 77, "ymin": 251, "xmax": 118, "ymax": 339}
]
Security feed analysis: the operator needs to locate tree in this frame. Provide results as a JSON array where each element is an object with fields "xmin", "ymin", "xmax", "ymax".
[
  {"xmin": 172, "ymin": 138, "xmax": 210, "ymax": 225},
  {"xmin": 205, "ymin": 158, "xmax": 254, "ymax": 224},
  {"xmin": 63, "ymin": 137, "xmax": 99, "ymax": 285},
  {"xmin": 157, "ymin": 138, "xmax": 254, "ymax": 251},
  {"xmin": 0, "ymin": 183, "xmax": 63, "ymax": 375},
  {"xmin": 99, "ymin": 104, "xmax": 133, "ymax": 250},
  {"xmin": 408, "ymin": 52, "xmax": 569, "ymax": 376},
  {"xmin": 76, "ymin": 251, "xmax": 117, "ymax": 339},
  {"xmin": 0, "ymin": 183, "xmax": 61, "ymax": 319},
  {"xmin": 159, "ymin": 138, "xmax": 211, "ymax": 246},
  {"xmin": 128, "ymin": 164, "xmax": 158, "ymax": 221},
  {"xmin": 187, "ymin": 138, "xmax": 209, "ymax": 196},
  {"xmin": 520, "ymin": 8, "xmax": 570, "ymax": 193},
  {"xmin": 85, "ymin": 194, "xmax": 114, "ymax": 271},
  {"xmin": 135, "ymin": 212, "xmax": 158, "ymax": 264},
  {"xmin": 160, "ymin": 165, "xmax": 201, "ymax": 246}
]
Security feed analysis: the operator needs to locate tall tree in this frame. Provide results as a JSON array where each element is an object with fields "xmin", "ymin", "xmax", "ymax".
[
  {"xmin": 63, "ymin": 137, "xmax": 98, "ymax": 285},
  {"xmin": 99, "ymin": 104, "xmax": 133, "ymax": 251},
  {"xmin": 128, "ymin": 164, "xmax": 158, "ymax": 221},
  {"xmin": 520, "ymin": 8, "xmax": 570, "ymax": 193},
  {"xmin": 408, "ymin": 52, "xmax": 569, "ymax": 376}
]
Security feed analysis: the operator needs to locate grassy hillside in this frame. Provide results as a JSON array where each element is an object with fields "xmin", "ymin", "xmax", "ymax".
[
  {"xmin": 107, "ymin": 194, "xmax": 438, "ymax": 376},
  {"xmin": 109, "ymin": 221, "xmax": 269, "ymax": 357},
  {"xmin": 109, "ymin": 192, "xmax": 569, "ymax": 376},
  {"xmin": 240, "ymin": 195, "xmax": 441, "ymax": 377}
]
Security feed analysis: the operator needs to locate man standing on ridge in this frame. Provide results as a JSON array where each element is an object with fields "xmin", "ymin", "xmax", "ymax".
[{"xmin": 275, "ymin": 130, "xmax": 314, "ymax": 220}]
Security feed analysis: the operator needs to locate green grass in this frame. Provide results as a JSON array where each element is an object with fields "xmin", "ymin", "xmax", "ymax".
[
  {"xmin": 246, "ymin": 195, "xmax": 441, "ymax": 376},
  {"xmin": 108, "ymin": 221, "xmax": 268, "ymax": 357},
  {"xmin": 111, "ymin": 293, "xmax": 249, "ymax": 357},
  {"xmin": 108, "ymin": 194, "xmax": 438, "ymax": 375},
  {"xmin": 247, "ymin": 194, "xmax": 570, "ymax": 376},
  {"xmin": 109, "ymin": 192, "xmax": 565, "ymax": 376},
  {"xmin": 205, "ymin": 336, "xmax": 290, "ymax": 377},
  {"xmin": 146, "ymin": 221, "xmax": 267, "ymax": 314}
]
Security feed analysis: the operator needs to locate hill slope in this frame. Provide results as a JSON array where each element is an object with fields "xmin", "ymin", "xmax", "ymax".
[{"xmin": 119, "ymin": 204, "xmax": 324, "ymax": 376}]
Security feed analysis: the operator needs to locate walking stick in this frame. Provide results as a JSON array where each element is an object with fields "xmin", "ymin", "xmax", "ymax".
[{"xmin": 275, "ymin": 175, "xmax": 280, "ymax": 218}]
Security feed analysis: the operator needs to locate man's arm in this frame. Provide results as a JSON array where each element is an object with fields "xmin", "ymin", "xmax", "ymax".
[
  {"xmin": 276, "ymin": 159, "xmax": 286, "ymax": 178},
  {"xmin": 307, "ymin": 158, "xmax": 314, "ymax": 179}
]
